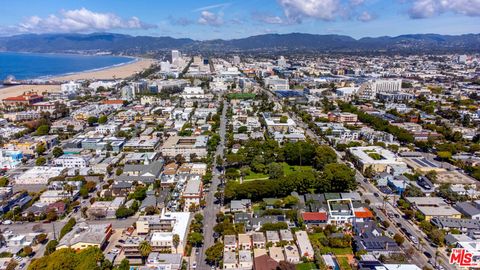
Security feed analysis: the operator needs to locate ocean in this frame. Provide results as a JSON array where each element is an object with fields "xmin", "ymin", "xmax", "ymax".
[{"xmin": 0, "ymin": 52, "xmax": 134, "ymax": 82}]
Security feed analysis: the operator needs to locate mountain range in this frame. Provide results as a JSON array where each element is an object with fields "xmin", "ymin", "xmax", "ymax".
[{"xmin": 0, "ymin": 32, "xmax": 479, "ymax": 54}]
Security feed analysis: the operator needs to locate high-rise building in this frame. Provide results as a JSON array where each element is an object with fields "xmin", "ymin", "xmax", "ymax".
[
  {"xmin": 233, "ymin": 56, "xmax": 240, "ymax": 65},
  {"xmin": 277, "ymin": 56, "xmax": 287, "ymax": 68},
  {"xmin": 171, "ymin": 50, "xmax": 180, "ymax": 63}
]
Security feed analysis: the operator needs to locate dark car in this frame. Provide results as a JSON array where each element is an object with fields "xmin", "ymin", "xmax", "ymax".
[
  {"xmin": 374, "ymin": 193, "xmax": 379, "ymax": 197},
  {"xmin": 424, "ymin": 252, "xmax": 432, "ymax": 259}
]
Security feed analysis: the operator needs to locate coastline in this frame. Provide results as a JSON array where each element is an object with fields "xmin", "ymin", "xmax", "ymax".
[{"xmin": 0, "ymin": 58, "xmax": 156, "ymax": 100}]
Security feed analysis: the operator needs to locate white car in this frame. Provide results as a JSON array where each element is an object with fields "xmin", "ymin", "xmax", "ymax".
[
  {"xmin": 192, "ymin": 262, "xmax": 197, "ymax": 269},
  {"xmin": 3, "ymin": 220, "xmax": 12, "ymax": 225},
  {"xmin": 410, "ymin": 236, "xmax": 419, "ymax": 245}
]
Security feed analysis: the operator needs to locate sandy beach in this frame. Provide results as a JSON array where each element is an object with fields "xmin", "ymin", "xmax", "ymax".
[{"xmin": 0, "ymin": 58, "xmax": 156, "ymax": 100}]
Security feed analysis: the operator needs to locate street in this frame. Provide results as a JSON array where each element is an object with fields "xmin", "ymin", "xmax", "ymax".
[{"xmin": 197, "ymin": 98, "xmax": 227, "ymax": 270}]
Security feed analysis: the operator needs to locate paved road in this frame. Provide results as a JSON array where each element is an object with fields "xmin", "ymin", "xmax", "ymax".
[
  {"xmin": 264, "ymin": 87, "xmax": 453, "ymax": 270},
  {"xmin": 197, "ymin": 98, "xmax": 227, "ymax": 270}
]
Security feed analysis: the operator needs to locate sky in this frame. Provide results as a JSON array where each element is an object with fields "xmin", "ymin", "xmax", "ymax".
[{"xmin": 0, "ymin": 0, "xmax": 479, "ymax": 40}]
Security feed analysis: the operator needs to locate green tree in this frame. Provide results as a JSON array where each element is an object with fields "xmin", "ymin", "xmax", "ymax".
[
  {"xmin": 31, "ymin": 246, "xmax": 105, "ymax": 270},
  {"xmin": 98, "ymin": 115, "xmax": 108, "ymax": 124},
  {"xmin": 35, "ymin": 157, "xmax": 47, "ymax": 166},
  {"xmin": 267, "ymin": 162, "xmax": 284, "ymax": 179},
  {"xmin": 237, "ymin": 126, "xmax": 248, "ymax": 134},
  {"xmin": 322, "ymin": 163, "xmax": 357, "ymax": 192},
  {"xmin": 35, "ymin": 143, "xmax": 46, "ymax": 155},
  {"xmin": 394, "ymin": 233, "xmax": 405, "ymax": 246},
  {"xmin": 36, "ymin": 125, "xmax": 50, "ymax": 136},
  {"xmin": 44, "ymin": 240, "xmax": 58, "ymax": 256},
  {"xmin": 52, "ymin": 147, "xmax": 64, "ymax": 158},
  {"xmin": 87, "ymin": 116, "xmax": 98, "ymax": 126},
  {"xmin": 0, "ymin": 177, "xmax": 9, "ymax": 187},
  {"xmin": 138, "ymin": 241, "xmax": 152, "ymax": 260},
  {"xmin": 21, "ymin": 246, "xmax": 33, "ymax": 257},
  {"xmin": 115, "ymin": 206, "xmax": 135, "ymax": 219},
  {"xmin": 59, "ymin": 218, "xmax": 76, "ymax": 240},
  {"xmin": 116, "ymin": 259, "xmax": 130, "ymax": 270},
  {"xmin": 188, "ymin": 232, "xmax": 203, "ymax": 247},
  {"xmin": 205, "ymin": 242, "xmax": 224, "ymax": 266},
  {"xmin": 314, "ymin": 145, "xmax": 337, "ymax": 170}
]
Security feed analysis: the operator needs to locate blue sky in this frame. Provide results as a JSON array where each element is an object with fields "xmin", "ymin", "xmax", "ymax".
[{"xmin": 0, "ymin": 0, "xmax": 479, "ymax": 40}]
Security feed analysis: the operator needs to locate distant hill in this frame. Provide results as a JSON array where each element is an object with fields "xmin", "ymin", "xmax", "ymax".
[{"xmin": 0, "ymin": 32, "xmax": 479, "ymax": 54}]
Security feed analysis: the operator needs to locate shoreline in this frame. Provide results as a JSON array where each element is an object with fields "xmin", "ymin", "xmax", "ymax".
[{"xmin": 0, "ymin": 57, "xmax": 156, "ymax": 100}]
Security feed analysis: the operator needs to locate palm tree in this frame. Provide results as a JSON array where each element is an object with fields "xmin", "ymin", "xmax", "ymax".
[
  {"xmin": 382, "ymin": 195, "xmax": 389, "ymax": 214},
  {"xmin": 172, "ymin": 234, "xmax": 180, "ymax": 254},
  {"xmin": 138, "ymin": 240, "xmax": 152, "ymax": 262}
]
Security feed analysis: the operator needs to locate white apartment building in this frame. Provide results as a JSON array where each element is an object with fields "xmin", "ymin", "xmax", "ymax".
[
  {"xmin": 15, "ymin": 166, "xmax": 65, "ymax": 185},
  {"xmin": 54, "ymin": 155, "xmax": 90, "ymax": 168},
  {"xmin": 160, "ymin": 136, "xmax": 208, "ymax": 159},
  {"xmin": 264, "ymin": 76, "xmax": 289, "ymax": 90},
  {"xmin": 358, "ymin": 79, "xmax": 402, "ymax": 99},
  {"xmin": 182, "ymin": 177, "xmax": 203, "ymax": 211},
  {"xmin": 95, "ymin": 124, "xmax": 119, "ymax": 135},
  {"xmin": 61, "ymin": 81, "xmax": 81, "ymax": 94}
]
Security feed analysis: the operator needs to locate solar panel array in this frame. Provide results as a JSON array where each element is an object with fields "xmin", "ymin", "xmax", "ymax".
[{"xmin": 411, "ymin": 158, "xmax": 438, "ymax": 168}]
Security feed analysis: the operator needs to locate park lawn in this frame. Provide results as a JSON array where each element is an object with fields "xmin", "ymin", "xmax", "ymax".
[
  {"xmin": 337, "ymin": 257, "xmax": 352, "ymax": 270},
  {"xmin": 244, "ymin": 172, "xmax": 269, "ymax": 181},
  {"xmin": 281, "ymin": 162, "xmax": 313, "ymax": 176},
  {"xmin": 296, "ymin": 262, "xmax": 317, "ymax": 270}
]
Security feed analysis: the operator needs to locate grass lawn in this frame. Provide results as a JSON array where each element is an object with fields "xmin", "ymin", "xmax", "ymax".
[
  {"xmin": 244, "ymin": 172, "xmax": 269, "ymax": 181},
  {"xmin": 320, "ymin": 247, "xmax": 353, "ymax": 255},
  {"xmin": 281, "ymin": 162, "xmax": 313, "ymax": 176},
  {"xmin": 296, "ymin": 263, "xmax": 317, "ymax": 270},
  {"xmin": 309, "ymin": 232, "xmax": 327, "ymax": 242},
  {"xmin": 337, "ymin": 257, "xmax": 352, "ymax": 270}
]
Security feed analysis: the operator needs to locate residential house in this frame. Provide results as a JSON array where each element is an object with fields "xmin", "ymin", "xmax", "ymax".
[
  {"xmin": 252, "ymin": 232, "xmax": 266, "ymax": 249},
  {"xmin": 268, "ymin": 246, "xmax": 285, "ymax": 262},
  {"xmin": 238, "ymin": 250, "xmax": 253, "ymax": 270},
  {"xmin": 238, "ymin": 234, "xmax": 252, "ymax": 250},
  {"xmin": 284, "ymin": 245, "xmax": 300, "ymax": 263},
  {"xmin": 224, "ymin": 235, "xmax": 237, "ymax": 252},
  {"xmin": 295, "ymin": 231, "xmax": 314, "ymax": 259}
]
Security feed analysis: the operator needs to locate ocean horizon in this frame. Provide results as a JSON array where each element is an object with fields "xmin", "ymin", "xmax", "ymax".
[{"xmin": 0, "ymin": 52, "xmax": 134, "ymax": 83}]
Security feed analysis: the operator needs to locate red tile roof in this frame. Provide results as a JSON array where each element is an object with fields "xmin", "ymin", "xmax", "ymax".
[
  {"xmin": 354, "ymin": 208, "xmax": 374, "ymax": 218},
  {"xmin": 102, "ymin": 100, "xmax": 124, "ymax": 104},
  {"xmin": 302, "ymin": 212, "xmax": 328, "ymax": 221}
]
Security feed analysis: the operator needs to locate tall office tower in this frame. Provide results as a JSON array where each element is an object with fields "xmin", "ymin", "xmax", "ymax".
[{"xmin": 171, "ymin": 50, "xmax": 181, "ymax": 63}]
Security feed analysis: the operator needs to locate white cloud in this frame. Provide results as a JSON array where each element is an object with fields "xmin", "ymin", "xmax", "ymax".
[
  {"xmin": 252, "ymin": 12, "xmax": 288, "ymax": 24},
  {"xmin": 198, "ymin": 11, "xmax": 224, "ymax": 26},
  {"xmin": 277, "ymin": 0, "xmax": 341, "ymax": 22},
  {"xmin": 350, "ymin": 0, "xmax": 365, "ymax": 6},
  {"xmin": 193, "ymin": 3, "xmax": 231, "ymax": 12},
  {"xmin": 409, "ymin": 0, "xmax": 480, "ymax": 18},
  {"xmin": 357, "ymin": 11, "xmax": 374, "ymax": 22},
  {"xmin": 15, "ymin": 8, "xmax": 154, "ymax": 33}
]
